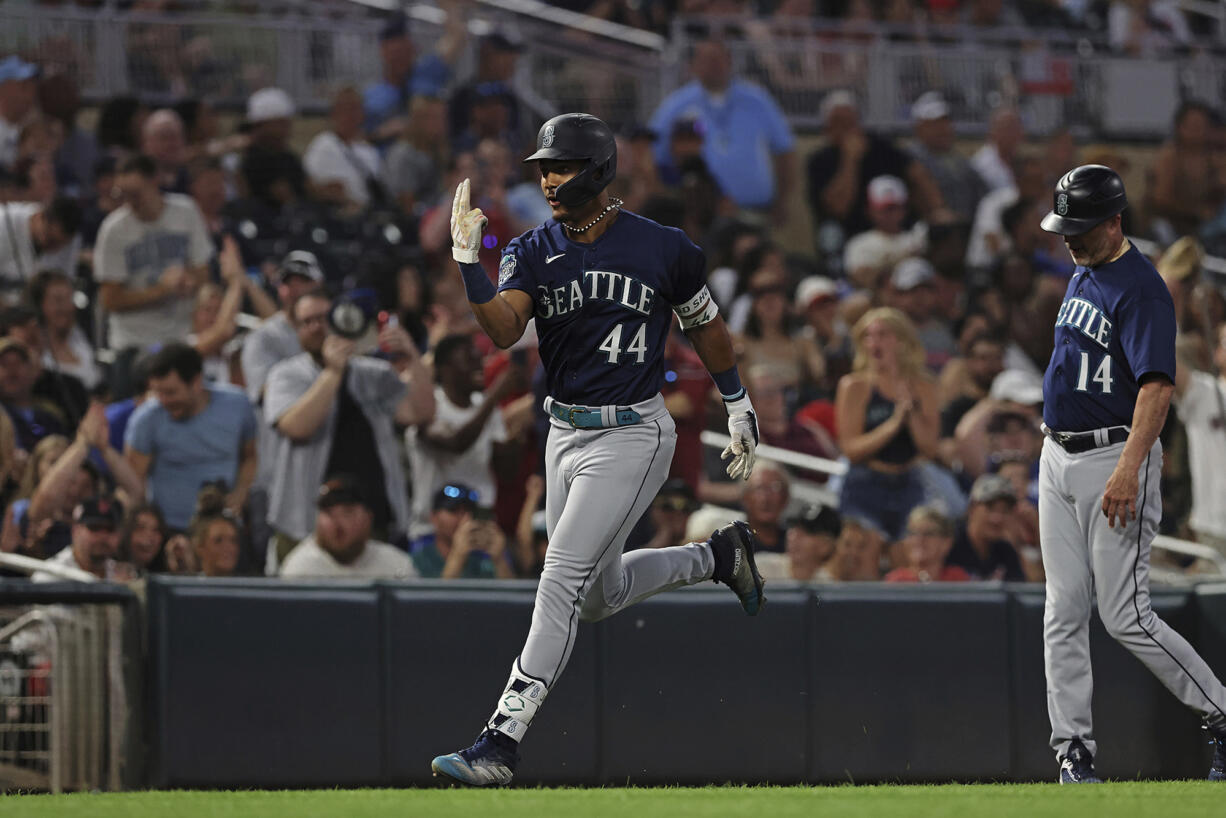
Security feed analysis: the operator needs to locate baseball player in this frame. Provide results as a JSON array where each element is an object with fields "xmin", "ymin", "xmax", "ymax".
[
  {"xmin": 1038, "ymin": 164, "xmax": 1226, "ymax": 783},
  {"xmin": 430, "ymin": 113, "xmax": 767, "ymax": 786}
]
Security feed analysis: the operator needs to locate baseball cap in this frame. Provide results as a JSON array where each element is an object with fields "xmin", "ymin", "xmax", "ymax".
[
  {"xmin": 819, "ymin": 90, "xmax": 857, "ymax": 124},
  {"xmin": 911, "ymin": 91, "xmax": 951, "ymax": 122},
  {"xmin": 654, "ymin": 478, "xmax": 699, "ymax": 513},
  {"xmin": 970, "ymin": 473, "xmax": 1017, "ymax": 505},
  {"xmin": 433, "ymin": 483, "xmax": 480, "ymax": 513},
  {"xmin": 868, "ymin": 175, "xmax": 908, "ymax": 208},
  {"xmin": 788, "ymin": 503, "xmax": 842, "ymax": 537},
  {"xmin": 890, "ymin": 257, "xmax": 935, "ymax": 292},
  {"xmin": 317, "ymin": 475, "xmax": 368, "ymax": 509},
  {"xmin": 246, "ymin": 87, "xmax": 295, "ymax": 124},
  {"xmin": 795, "ymin": 276, "xmax": 839, "ymax": 311},
  {"xmin": 0, "ymin": 56, "xmax": 39, "ymax": 84},
  {"xmin": 990, "ymin": 370, "xmax": 1044, "ymax": 406},
  {"xmin": 0, "ymin": 337, "xmax": 30, "ymax": 361},
  {"xmin": 278, "ymin": 250, "xmax": 325, "ymax": 284},
  {"xmin": 73, "ymin": 495, "xmax": 123, "ymax": 529}
]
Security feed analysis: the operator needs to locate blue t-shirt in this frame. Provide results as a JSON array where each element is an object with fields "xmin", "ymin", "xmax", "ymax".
[
  {"xmin": 496, "ymin": 211, "xmax": 707, "ymax": 406},
  {"xmin": 1042, "ymin": 244, "xmax": 1176, "ymax": 432},
  {"xmin": 648, "ymin": 79, "xmax": 795, "ymax": 209},
  {"xmin": 363, "ymin": 55, "xmax": 450, "ymax": 133},
  {"xmin": 125, "ymin": 385, "xmax": 257, "ymax": 529}
]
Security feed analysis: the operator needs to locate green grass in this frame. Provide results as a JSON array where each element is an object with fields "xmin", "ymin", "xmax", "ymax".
[{"xmin": 1, "ymin": 783, "xmax": 1222, "ymax": 818}]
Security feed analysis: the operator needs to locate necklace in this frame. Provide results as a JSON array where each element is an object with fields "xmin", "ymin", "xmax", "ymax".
[{"xmin": 563, "ymin": 197, "xmax": 623, "ymax": 234}]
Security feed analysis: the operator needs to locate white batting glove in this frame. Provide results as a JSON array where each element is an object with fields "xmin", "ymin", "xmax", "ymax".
[
  {"xmin": 721, "ymin": 393, "xmax": 759, "ymax": 481},
  {"xmin": 451, "ymin": 178, "xmax": 488, "ymax": 264}
]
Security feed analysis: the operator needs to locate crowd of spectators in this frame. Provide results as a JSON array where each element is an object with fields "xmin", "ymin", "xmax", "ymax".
[{"xmin": 2, "ymin": 1, "xmax": 1226, "ymax": 589}]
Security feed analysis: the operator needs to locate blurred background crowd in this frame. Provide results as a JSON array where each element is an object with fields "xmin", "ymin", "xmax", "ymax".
[{"xmin": 1, "ymin": 0, "xmax": 1226, "ymax": 587}]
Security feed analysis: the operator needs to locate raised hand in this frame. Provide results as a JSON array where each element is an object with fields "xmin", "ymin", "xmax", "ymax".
[{"xmin": 450, "ymin": 178, "xmax": 488, "ymax": 264}]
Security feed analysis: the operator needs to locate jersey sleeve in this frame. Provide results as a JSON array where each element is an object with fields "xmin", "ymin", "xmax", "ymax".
[
  {"xmin": 666, "ymin": 231, "xmax": 708, "ymax": 307},
  {"xmin": 1116, "ymin": 290, "xmax": 1177, "ymax": 383},
  {"xmin": 496, "ymin": 236, "xmax": 536, "ymax": 295}
]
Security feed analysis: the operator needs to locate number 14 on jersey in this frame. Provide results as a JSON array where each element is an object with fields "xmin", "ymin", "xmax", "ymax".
[{"xmin": 1076, "ymin": 351, "xmax": 1113, "ymax": 394}]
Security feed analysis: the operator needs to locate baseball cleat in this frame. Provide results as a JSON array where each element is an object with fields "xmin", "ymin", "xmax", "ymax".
[
  {"xmin": 431, "ymin": 729, "xmax": 520, "ymax": 787},
  {"xmin": 709, "ymin": 520, "xmax": 766, "ymax": 616},
  {"xmin": 1207, "ymin": 721, "xmax": 1226, "ymax": 781},
  {"xmin": 1058, "ymin": 739, "xmax": 1101, "ymax": 784}
]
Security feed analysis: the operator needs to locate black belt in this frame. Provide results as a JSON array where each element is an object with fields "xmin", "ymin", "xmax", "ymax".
[{"xmin": 1042, "ymin": 423, "xmax": 1129, "ymax": 454}]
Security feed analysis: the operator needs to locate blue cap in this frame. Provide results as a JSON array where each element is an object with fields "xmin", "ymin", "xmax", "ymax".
[{"xmin": 0, "ymin": 56, "xmax": 39, "ymax": 84}]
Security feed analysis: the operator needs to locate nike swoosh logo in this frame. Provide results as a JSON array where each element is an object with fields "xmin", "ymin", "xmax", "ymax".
[{"xmin": 546, "ymin": 254, "xmax": 566, "ymax": 264}]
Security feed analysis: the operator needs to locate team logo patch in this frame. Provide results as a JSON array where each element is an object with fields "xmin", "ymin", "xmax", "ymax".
[
  {"xmin": 502, "ymin": 693, "xmax": 526, "ymax": 713},
  {"xmin": 542, "ymin": 124, "xmax": 555, "ymax": 148},
  {"xmin": 499, "ymin": 254, "xmax": 517, "ymax": 285},
  {"xmin": 1056, "ymin": 193, "xmax": 1069, "ymax": 216}
]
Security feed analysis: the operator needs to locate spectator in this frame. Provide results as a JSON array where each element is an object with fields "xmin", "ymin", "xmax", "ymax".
[
  {"xmin": 30, "ymin": 494, "xmax": 134, "ymax": 582},
  {"xmin": 842, "ymin": 175, "xmax": 927, "ymax": 289},
  {"xmin": 280, "ymin": 475, "xmax": 418, "ymax": 579},
  {"xmin": 835, "ymin": 307, "xmax": 940, "ymax": 542},
  {"xmin": 951, "ymin": 368, "xmax": 1044, "ymax": 479},
  {"xmin": 1149, "ymin": 103, "xmax": 1222, "ymax": 243},
  {"xmin": 1, "ymin": 304, "xmax": 89, "ymax": 427},
  {"xmin": 27, "ymin": 271, "xmax": 101, "ymax": 391},
  {"xmin": 638, "ymin": 478, "xmax": 701, "ymax": 551},
  {"xmin": 0, "ymin": 338, "xmax": 66, "ymax": 450},
  {"xmin": 140, "ymin": 109, "xmax": 189, "ymax": 194},
  {"xmin": 104, "ymin": 351, "xmax": 151, "ymax": 461},
  {"xmin": 451, "ymin": 83, "xmax": 518, "ymax": 156},
  {"xmin": 886, "ymin": 257, "xmax": 956, "ymax": 371},
  {"xmin": 240, "ymin": 251, "xmax": 322, "ymax": 403},
  {"xmin": 40, "ymin": 72, "xmax": 98, "ymax": 197},
  {"xmin": 239, "ymin": 87, "xmax": 306, "ymax": 211},
  {"xmin": 119, "ymin": 502, "xmax": 166, "ymax": 574},
  {"xmin": 938, "ymin": 331, "xmax": 1006, "ymax": 428},
  {"xmin": 994, "ymin": 453, "xmax": 1042, "ymax": 579},
  {"xmin": 79, "ymin": 155, "xmax": 121, "ymax": 247},
  {"xmin": 884, "ymin": 505, "xmax": 970, "ymax": 583},
  {"xmin": 263, "ymin": 290, "xmax": 434, "ymax": 564},
  {"xmin": 95, "ymin": 96, "xmax": 147, "ymax": 158},
  {"xmin": 449, "ymin": 30, "xmax": 525, "ymax": 144},
  {"xmin": 965, "ymin": 153, "xmax": 1048, "ymax": 271},
  {"xmin": 648, "ymin": 35, "xmax": 796, "ymax": 216},
  {"xmin": 386, "ymin": 95, "xmax": 449, "ymax": 216},
  {"xmin": 406, "ymin": 332, "xmax": 516, "ymax": 537},
  {"xmin": 303, "ymin": 86, "xmax": 384, "ymax": 212},
  {"xmin": 1175, "ymin": 326, "xmax": 1226, "ymax": 557},
  {"xmin": 745, "ymin": 364, "xmax": 838, "ymax": 468},
  {"xmin": 758, "ymin": 502, "xmax": 842, "ymax": 581},
  {"xmin": 186, "ymin": 236, "xmax": 272, "ymax": 384},
  {"xmin": 364, "ymin": 11, "xmax": 465, "ymax": 139},
  {"xmin": 0, "ymin": 196, "xmax": 82, "ymax": 289},
  {"xmin": 1109, "ymin": 0, "xmax": 1190, "ymax": 56},
  {"xmin": 185, "ymin": 485, "xmax": 242, "ymax": 578},
  {"xmin": 822, "ymin": 516, "xmax": 885, "ymax": 581},
  {"xmin": 947, "ymin": 473, "xmax": 1026, "ymax": 580},
  {"xmin": 908, "ymin": 92, "xmax": 985, "ymax": 224},
  {"xmin": 95, "ymin": 154, "xmax": 214, "ymax": 392},
  {"xmin": 408, "ymin": 483, "xmax": 514, "ymax": 579},
  {"xmin": 188, "ymin": 157, "xmax": 227, "ymax": 243},
  {"xmin": 0, "ymin": 57, "xmax": 39, "ymax": 172},
  {"xmin": 1, "ymin": 433, "xmax": 67, "ymax": 558},
  {"xmin": 737, "ymin": 266, "xmax": 826, "ymax": 399},
  {"xmin": 124, "ymin": 343, "xmax": 257, "ymax": 532},
  {"xmin": 795, "ymin": 276, "xmax": 852, "ymax": 389},
  {"xmin": 740, "ymin": 460, "xmax": 790, "ymax": 553},
  {"xmin": 513, "ymin": 473, "xmax": 548, "ymax": 577},
  {"xmin": 971, "ymin": 108, "xmax": 1025, "ymax": 194},
  {"xmin": 808, "ymin": 91, "xmax": 947, "ymax": 247}
]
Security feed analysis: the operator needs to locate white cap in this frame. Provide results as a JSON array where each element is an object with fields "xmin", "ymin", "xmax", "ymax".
[
  {"xmin": 819, "ymin": 90, "xmax": 858, "ymax": 124},
  {"xmin": 247, "ymin": 87, "xmax": 296, "ymax": 123},
  {"xmin": 911, "ymin": 91, "xmax": 951, "ymax": 122},
  {"xmin": 867, "ymin": 175, "xmax": 907, "ymax": 207},
  {"xmin": 890, "ymin": 257, "xmax": 934, "ymax": 291},
  {"xmin": 990, "ymin": 369, "xmax": 1044, "ymax": 406},
  {"xmin": 795, "ymin": 276, "xmax": 839, "ymax": 310}
]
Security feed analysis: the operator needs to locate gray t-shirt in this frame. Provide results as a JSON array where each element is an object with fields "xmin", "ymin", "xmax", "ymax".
[
  {"xmin": 94, "ymin": 193, "xmax": 214, "ymax": 349},
  {"xmin": 280, "ymin": 534, "xmax": 418, "ymax": 579},
  {"xmin": 241, "ymin": 312, "xmax": 303, "ymax": 490},
  {"xmin": 264, "ymin": 354, "xmax": 410, "ymax": 540},
  {"xmin": 385, "ymin": 142, "xmax": 440, "ymax": 205},
  {"xmin": 0, "ymin": 202, "xmax": 81, "ymax": 286}
]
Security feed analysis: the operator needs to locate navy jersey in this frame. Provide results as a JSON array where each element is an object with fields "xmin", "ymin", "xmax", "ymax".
[
  {"xmin": 497, "ymin": 211, "xmax": 706, "ymax": 406},
  {"xmin": 1042, "ymin": 243, "xmax": 1176, "ymax": 432}
]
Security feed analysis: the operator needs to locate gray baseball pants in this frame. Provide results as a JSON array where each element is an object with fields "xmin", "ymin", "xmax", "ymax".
[{"xmin": 1039, "ymin": 436, "xmax": 1226, "ymax": 760}]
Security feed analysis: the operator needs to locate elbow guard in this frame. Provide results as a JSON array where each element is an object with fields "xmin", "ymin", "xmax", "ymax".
[{"xmin": 674, "ymin": 285, "xmax": 719, "ymax": 330}]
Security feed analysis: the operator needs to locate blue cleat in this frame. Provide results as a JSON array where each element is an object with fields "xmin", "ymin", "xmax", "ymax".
[
  {"xmin": 709, "ymin": 521, "xmax": 766, "ymax": 616},
  {"xmin": 1207, "ymin": 721, "xmax": 1226, "ymax": 781},
  {"xmin": 1059, "ymin": 740, "xmax": 1102, "ymax": 784},
  {"xmin": 431, "ymin": 729, "xmax": 520, "ymax": 787}
]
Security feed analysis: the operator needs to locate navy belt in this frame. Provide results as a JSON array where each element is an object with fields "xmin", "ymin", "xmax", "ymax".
[
  {"xmin": 1042, "ymin": 423, "xmax": 1129, "ymax": 454},
  {"xmin": 548, "ymin": 400, "xmax": 642, "ymax": 429}
]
